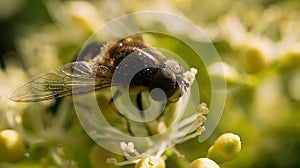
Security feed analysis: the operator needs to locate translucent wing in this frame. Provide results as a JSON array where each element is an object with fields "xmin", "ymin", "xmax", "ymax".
[{"xmin": 10, "ymin": 61, "xmax": 113, "ymax": 102}]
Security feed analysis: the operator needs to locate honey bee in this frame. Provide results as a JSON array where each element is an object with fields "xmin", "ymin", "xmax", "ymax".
[
  {"xmin": 10, "ymin": 35, "xmax": 188, "ymax": 105},
  {"xmin": 10, "ymin": 35, "xmax": 190, "ymax": 135}
]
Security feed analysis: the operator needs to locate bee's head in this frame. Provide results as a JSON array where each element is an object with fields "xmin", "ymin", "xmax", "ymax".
[{"xmin": 150, "ymin": 60, "xmax": 188, "ymax": 103}]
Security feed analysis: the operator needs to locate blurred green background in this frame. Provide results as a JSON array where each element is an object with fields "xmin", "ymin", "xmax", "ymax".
[{"xmin": 1, "ymin": 0, "xmax": 300, "ymax": 167}]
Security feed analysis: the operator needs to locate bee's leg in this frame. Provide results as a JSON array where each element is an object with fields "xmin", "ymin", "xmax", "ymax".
[
  {"xmin": 136, "ymin": 92, "xmax": 145, "ymax": 119},
  {"xmin": 109, "ymin": 90, "xmax": 121, "ymax": 104},
  {"xmin": 109, "ymin": 90, "xmax": 135, "ymax": 136},
  {"xmin": 157, "ymin": 102, "xmax": 168, "ymax": 119},
  {"xmin": 117, "ymin": 111, "xmax": 134, "ymax": 136},
  {"xmin": 136, "ymin": 92, "xmax": 153, "ymax": 136}
]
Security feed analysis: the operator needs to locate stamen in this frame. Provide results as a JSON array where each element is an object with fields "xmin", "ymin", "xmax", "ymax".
[
  {"xmin": 119, "ymin": 142, "xmax": 141, "ymax": 159},
  {"xmin": 183, "ymin": 68, "xmax": 197, "ymax": 84},
  {"xmin": 106, "ymin": 158, "xmax": 139, "ymax": 166},
  {"xmin": 198, "ymin": 103, "xmax": 209, "ymax": 115},
  {"xmin": 173, "ymin": 102, "xmax": 208, "ymax": 143},
  {"xmin": 155, "ymin": 141, "xmax": 167, "ymax": 158},
  {"xmin": 179, "ymin": 126, "xmax": 206, "ymax": 143}
]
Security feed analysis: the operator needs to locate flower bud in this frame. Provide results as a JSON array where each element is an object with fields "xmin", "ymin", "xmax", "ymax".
[
  {"xmin": 278, "ymin": 50, "xmax": 300, "ymax": 72},
  {"xmin": 188, "ymin": 158, "xmax": 219, "ymax": 168},
  {"xmin": 242, "ymin": 47, "xmax": 267, "ymax": 73},
  {"xmin": 0, "ymin": 129, "xmax": 25, "ymax": 162},
  {"xmin": 207, "ymin": 133, "xmax": 241, "ymax": 163}
]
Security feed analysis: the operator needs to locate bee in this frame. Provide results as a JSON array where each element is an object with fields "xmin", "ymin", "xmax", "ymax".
[{"xmin": 10, "ymin": 35, "xmax": 189, "ymax": 135}]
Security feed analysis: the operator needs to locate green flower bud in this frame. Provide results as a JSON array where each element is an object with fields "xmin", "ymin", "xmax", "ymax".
[
  {"xmin": 278, "ymin": 50, "xmax": 300, "ymax": 72},
  {"xmin": 0, "ymin": 129, "xmax": 25, "ymax": 162},
  {"xmin": 135, "ymin": 157, "xmax": 165, "ymax": 168},
  {"xmin": 240, "ymin": 44, "xmax": 270, "ymax": 74},
  {"xmin": 207, "ymin": 133, "xmax": 241, "ymax": 163},
  {"xmin": 188, "ymin": 158, "xmax": 219, "ymax": 168}
]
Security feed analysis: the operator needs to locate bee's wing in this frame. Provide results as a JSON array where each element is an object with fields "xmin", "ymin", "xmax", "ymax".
[{"xmin": 10, "ymin": 61, "xmax": 113, "ymax": 102}]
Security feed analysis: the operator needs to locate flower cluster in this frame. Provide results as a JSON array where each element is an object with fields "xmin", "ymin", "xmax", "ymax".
[{"xmin": 76, "ymin": 68, "xmax": 206, "ymax": 167}]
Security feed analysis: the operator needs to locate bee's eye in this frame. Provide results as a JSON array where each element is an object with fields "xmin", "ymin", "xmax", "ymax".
[{"xmin": 150, "ymin": 70, "xmax": 181, "ymax": 102}]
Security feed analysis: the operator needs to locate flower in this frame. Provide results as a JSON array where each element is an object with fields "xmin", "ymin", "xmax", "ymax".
[
  {"xmin": 107, "ymin": 141, "xmax": 166, "ymax": 167},
  {"xmin": 7, "ymin": 97, "xmax": 82, "ymax": 167}
]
